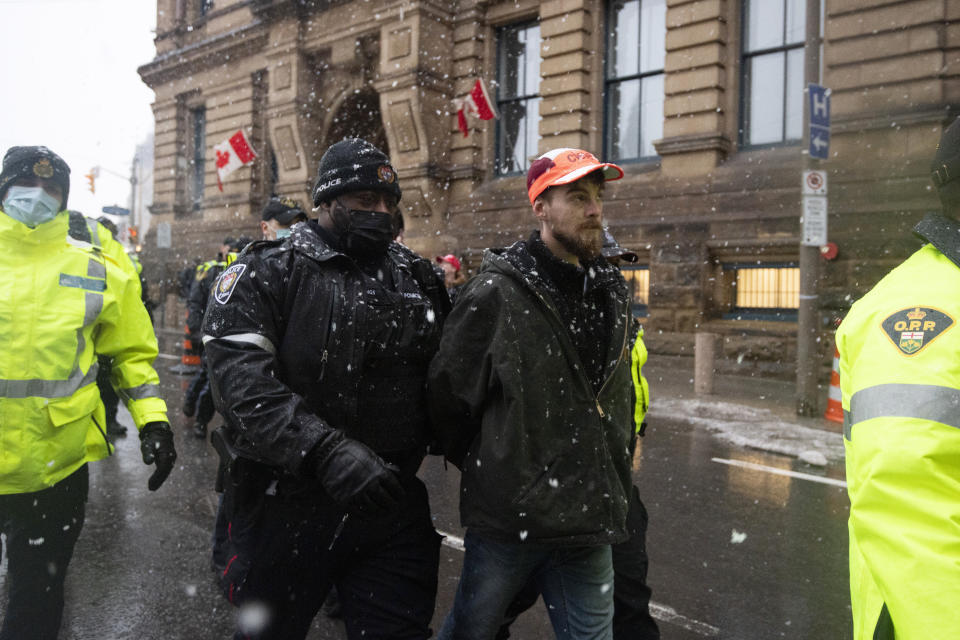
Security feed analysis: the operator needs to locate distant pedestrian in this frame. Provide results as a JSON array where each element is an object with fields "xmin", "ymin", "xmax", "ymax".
[
  {"xmin": 837, "ymin": 117, "xmax": 960, "ymax": 639},
  {"xmin": 0, "ymin": 145, "xmax": 175, "ymax": 640},
  {"xmin": 436, "ymin": 253, "xmax": 466, "ymax": 302},
  {"xmin": 428, "ymin": 147, "xmax": 634, "ymax": 640},
  {"xmin": 203, "ymin": 138, "xmax": 450, "ymax": 640}
]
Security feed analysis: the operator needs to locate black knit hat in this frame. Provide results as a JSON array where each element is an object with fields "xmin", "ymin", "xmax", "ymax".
[
  {"xmin": 261, "ymin": 196, "xmax": 307, "ymax": 224},
  {"xmin": 312, "ymin": 138, "xmax": 401, "ymax": 206},
  {"xmin": 0, "ymin": 146, "xmax": 71, "ymax": 209},
  {"xmin": 932, "ymin": 117, "xmax": 960, "ymax": 209}
]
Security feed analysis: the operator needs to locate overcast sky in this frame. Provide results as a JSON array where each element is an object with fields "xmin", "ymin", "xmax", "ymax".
[{"xmin": 0, "ymin": 0, "xmax": 156, "ymax": 216}]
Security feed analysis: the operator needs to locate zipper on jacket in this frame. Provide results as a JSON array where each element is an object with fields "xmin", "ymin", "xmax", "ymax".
[
  {"xmin": 317, "ymin": 349, "xmax": 328, "ymax": 382},
  {"xmin": 595, "ymin": 309, "xmax": 630, "ymax": 409}
]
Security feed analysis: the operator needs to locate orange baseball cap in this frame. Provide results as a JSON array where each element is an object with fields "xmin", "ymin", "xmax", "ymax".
[{"xmin": 526, "ymin": 148, "xmax": 624, "ymax": 204}]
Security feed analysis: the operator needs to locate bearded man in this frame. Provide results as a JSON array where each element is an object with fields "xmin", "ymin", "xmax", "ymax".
[{"xmin": 428, "ymin": 148, "xmax": 635, "ymax": 640}]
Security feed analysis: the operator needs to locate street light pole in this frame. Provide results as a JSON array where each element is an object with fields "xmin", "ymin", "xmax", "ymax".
[{"xmin": 796, "ymin": 0, "xmax": 822, "ymax": 416}]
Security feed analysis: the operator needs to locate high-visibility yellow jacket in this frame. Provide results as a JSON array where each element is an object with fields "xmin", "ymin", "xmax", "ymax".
[
  {"xmin": 0, "ymin": 210, "xmax": 168, "ymax": 494},
  {"xmin": 631, "ymin": 324, "xmax": 650, "ymax": 430},
  {"xmin": 837, "ymin": 213, "xmax": 960, "ymax": 640}
]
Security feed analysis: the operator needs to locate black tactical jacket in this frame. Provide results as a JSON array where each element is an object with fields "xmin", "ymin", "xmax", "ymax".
[
  {"xmin": 428, "ymin": 238, "xmax": 634, "ymax": 546},
  {"xmin": 202, "ymin": 221, "xmax": 449, "ymax": 483}
]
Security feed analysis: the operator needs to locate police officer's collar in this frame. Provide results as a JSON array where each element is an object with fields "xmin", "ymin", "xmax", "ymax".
[{"xmin": 914, "ymin": 211, "xmax": 960, "ymax": 269}]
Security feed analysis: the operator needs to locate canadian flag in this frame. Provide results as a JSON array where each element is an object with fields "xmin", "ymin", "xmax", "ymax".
[
  {"xmin": 214, "ymin": 130, "xmax": 258, "ymax": 192},
  {"xmin": 454, "ymin": 78, "xmax": 499, "ymax": 137}
]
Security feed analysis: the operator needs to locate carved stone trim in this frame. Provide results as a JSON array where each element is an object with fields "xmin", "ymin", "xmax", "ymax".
[
  {"xmin": 388, "ymin": 99, "xmax": 421, "ymax": 153},
  {"xmin": 654, "ymin": 133, "xmax": 732, "ymax": 157},
  {"xmin": 273, "ymin": 125, "xmax": 302, "ymax": 171},
  {"xmin": 139, "ymin": 24, "xmax": 269, "ymax": 86},
  {"xmin": 831, "ymin": 105, "xmax": 960, "ymax": 134}
]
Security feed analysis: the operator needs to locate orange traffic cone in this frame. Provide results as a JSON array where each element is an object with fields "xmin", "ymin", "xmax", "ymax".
[
  {"xmin": 824, "ymin": 346, "xmax": 843, "ymax": 423},
  {"xmin": 182, "ymin": 323, "xmax": 201, "ymax": 367}
]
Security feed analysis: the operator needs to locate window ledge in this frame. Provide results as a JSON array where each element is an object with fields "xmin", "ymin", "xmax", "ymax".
[
  {"xmin": 654, "ymin": 133, "xmax": 732, "ymax": 157},
  {"xmin": 701, "ymin": 318, "xmax": 798, "ymax": 336}
]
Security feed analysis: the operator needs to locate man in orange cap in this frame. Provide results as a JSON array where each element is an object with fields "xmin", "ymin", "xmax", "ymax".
[{"xmin": 429, "ymin": 148, "xmax": 632, "ymax": 640}]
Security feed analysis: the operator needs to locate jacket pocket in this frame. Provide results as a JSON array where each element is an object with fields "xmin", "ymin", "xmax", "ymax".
[
  {"xmin": 512, "ymin": 456, "xmax": 561, "ymax": 507},
  {"xmin": 46, "ymin": 383, "xmax": 100, "ymax": 428}
]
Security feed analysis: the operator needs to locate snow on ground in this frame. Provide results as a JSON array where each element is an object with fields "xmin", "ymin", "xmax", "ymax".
[{"xmin": 648, "ymin": 398, "xmax": 846, "ymax": 464}]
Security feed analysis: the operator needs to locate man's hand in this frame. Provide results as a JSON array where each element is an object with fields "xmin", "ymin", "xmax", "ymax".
[
  {"xmin": 140, "ymin": 422, "xmax": 177, "ymax": 491},
  {"xmin": 313, "ymin": 438, "xmax": 404, "ymax": 514}
]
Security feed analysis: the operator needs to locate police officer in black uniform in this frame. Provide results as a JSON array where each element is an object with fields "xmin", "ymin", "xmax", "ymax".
[{"xmin": 202, "ymin": 138, "xmax": 449, "ymax": 640}]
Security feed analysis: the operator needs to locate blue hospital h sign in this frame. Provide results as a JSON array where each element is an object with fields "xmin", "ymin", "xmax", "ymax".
[{"xmin": 808, "ymin": 84, "xmax": 831, "ymax": 160}]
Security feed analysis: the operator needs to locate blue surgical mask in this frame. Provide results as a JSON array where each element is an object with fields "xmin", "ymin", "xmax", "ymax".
[
  {"xmin": 276, "ymin": 228, "xmax": 292, "ymax": 239},
  {"xmin": 2, "ymin": 186, "xmax": 61, "ymax": 228}
]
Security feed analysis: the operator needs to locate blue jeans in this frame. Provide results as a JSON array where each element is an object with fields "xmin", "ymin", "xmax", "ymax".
[{"xmin": 439, "ymin": 529, "xmax": 614, "ymax": 640}]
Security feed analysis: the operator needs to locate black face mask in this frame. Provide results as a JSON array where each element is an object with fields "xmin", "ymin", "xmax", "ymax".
[{"xmin": 330, "ymin": 200, "xmax": 395, "ymax": 256}]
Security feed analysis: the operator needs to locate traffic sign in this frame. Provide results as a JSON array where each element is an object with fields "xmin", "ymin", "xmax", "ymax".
[
  {"xmin": 157, "ymin": 222, "xmax": 171, "ymax": 249},
  {"xmin": 803, "ymin": 170, "xmax": 827, "ymax": 196},
  {"xmin": 808, "ymin": 84, "xmax": 830, "ymax": 128},
  {"xmin": 802, "ymin": 196, "xmax": 828, "ymax": 246},
  {"xmin": 808, "ymin": 84, "xmax": 831, "ymax": 160},
  {"xmin": 101, "ymin": 205, "xmax": 130, "ymax": 216}
]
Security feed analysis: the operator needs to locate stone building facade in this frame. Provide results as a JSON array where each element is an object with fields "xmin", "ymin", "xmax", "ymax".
[{"xmin": 139, "ymin": 0, "xmax": 960, "ymax": 383}]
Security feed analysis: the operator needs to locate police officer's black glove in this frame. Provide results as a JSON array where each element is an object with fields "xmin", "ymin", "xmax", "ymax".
[
  {"xmin": 140, "ymin": 421, "xmax": 177, "ymax": 491},
  {"xmin": 312, "ymin": 437, "xmax": 405, "ymax": 514}
]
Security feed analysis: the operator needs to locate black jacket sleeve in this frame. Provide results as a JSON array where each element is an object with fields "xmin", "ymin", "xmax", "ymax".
[
  {"xmin": 201, "ymin": 250, "xmax": 339, "ymax": 476},
  {"xmin": 186, "ymin": 270, "xmax": 210, "ymax": 337},
  {"xmin": 427, "ymin": 276, "xmax": 504, "ymax": 468}
]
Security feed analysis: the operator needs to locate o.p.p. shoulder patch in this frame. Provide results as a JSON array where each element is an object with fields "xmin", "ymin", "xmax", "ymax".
[
  {"xmin": 881, "ymin": 306, "xmax": 955, "ymax": 356},
  {"xmin": 214, "ymin": 263, "xmax": 246, "ymax": 305}
]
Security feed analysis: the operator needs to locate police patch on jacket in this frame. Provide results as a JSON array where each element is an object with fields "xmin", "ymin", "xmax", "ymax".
[
  {"xmin": 881, "ymin": 306, "xmax": 955, "ymax": 355},
  {"xmin": 215, "ymin": 263, "xmax": 245, "ymax": 304}
]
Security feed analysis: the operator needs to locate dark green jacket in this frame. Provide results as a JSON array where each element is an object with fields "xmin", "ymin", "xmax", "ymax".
[{"xmin": 428, "ymin": 239, "xmax": 634, "ymax": 546}]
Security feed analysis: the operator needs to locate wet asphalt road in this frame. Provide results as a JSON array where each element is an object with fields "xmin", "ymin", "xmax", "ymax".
[{"xmin": 0, "ymin": 359, "xmax": 852, "ymax": 639}]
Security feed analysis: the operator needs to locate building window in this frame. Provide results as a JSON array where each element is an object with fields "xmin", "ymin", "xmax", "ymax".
[
  {"xmin": 723, "ymin": 262, "xmax": 799, "ymax": 320},
  {"xmin": 621, "ymin": 265, "xmax": 650, "ymax": 317},
  {"xmin": 604, "ymin": 0, "xmax": 666, "ymax": 161},
  {"xmin": 495, "ymin": 22, "xmax": 541, "ymax": 175},
  {"xmin": 740, "ymin": 0, "xmax": 811, "ymax": 147},
  {"xmin": 189, "ymin": 106, "xmax": 206, "ymax": 210}
]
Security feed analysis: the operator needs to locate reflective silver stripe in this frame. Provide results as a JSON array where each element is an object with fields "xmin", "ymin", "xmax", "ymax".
[
  {"xmin": 85, "ymin": 219, "xmax": 101, "ymax": 249},
  {"xmin": 203, "ymin": 332, "xmax": 277, "ymax": 355},
  {"xmin": 87, "ymin": 256, "xmax": 106, "ymax": 280},
  {"xmin": 118, "ymin": 382, "xmax": 161, "ymax": 402},
  {"xmin": 0, "ymin": 274, "xmax": 104, "ymax": 400},
  {"xmin": 845, "ymin": 383, "xmax": 960, "ymax": 440},
  {"xmin": 59, "ymin": 274, "xmax": 106, "ymax": 292},
  {"xmin": 84, "ymin": 291, "xmax": 102, "ymax": 327},
  {"xmin": 0, "ymin": 362, "xmax": 99, "ymax": 399}
]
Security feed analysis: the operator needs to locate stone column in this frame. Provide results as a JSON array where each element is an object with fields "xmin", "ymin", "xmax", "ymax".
[
  {"xmin": 373, "ymin": 3, "xmax": 455, "ymax": 258},
  {"xmin": 265, "ymin": 18, "xmax": 313, "ymax": 202},
  {"xmin": 539, "ymin": 0, "xmax": 602, "ymax": 152},
  {"xmin": 655, "ymin": 0, "xmax": 733, "ymax": 177}
]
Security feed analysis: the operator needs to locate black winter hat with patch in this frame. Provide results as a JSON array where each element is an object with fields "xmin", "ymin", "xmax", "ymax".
[
  {"xmin": 0, "ymin": 146, "xmax": 71, "ymax": 208},
  {"xmin": 311, "ymin": 138, "xmax": 401, "ymax": 206}
]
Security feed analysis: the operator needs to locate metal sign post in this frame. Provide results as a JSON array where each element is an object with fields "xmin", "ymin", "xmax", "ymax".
[{"xmin": 796, "ymin": 0, "xmax": 824, "ymax": 417}]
